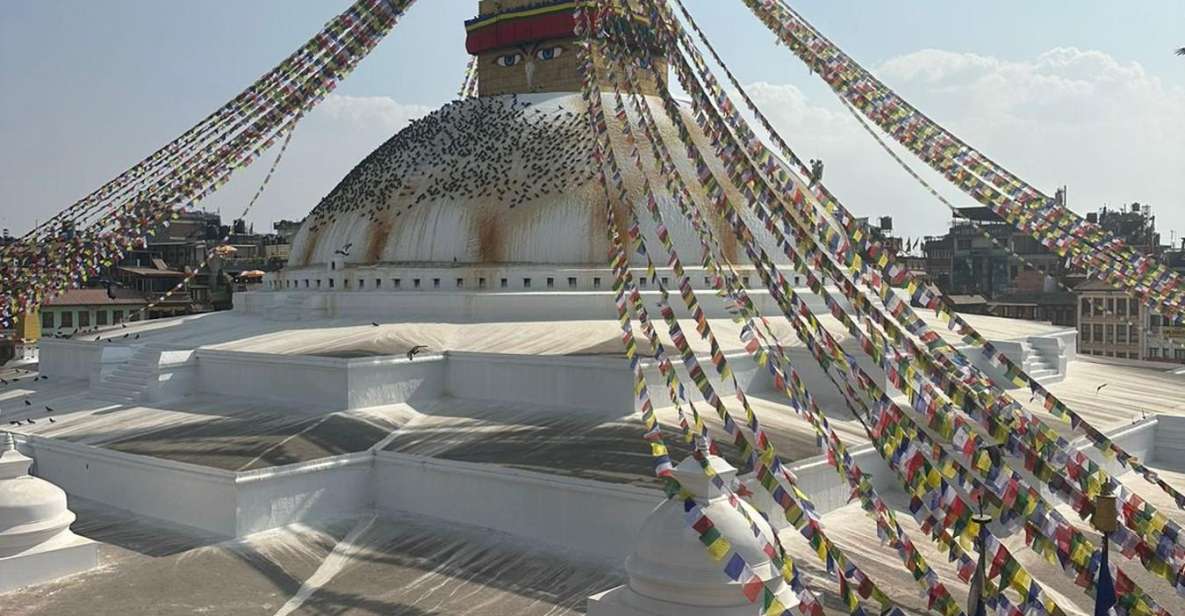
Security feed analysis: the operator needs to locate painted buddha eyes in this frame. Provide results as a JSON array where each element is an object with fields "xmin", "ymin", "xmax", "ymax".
[
  {"xmin": 495, "ymin": 53, "xmax": 523, "ymax": 67},
  {"xmin": 535, "ymin": 46, "xmax": 563, "ymax": 61}
]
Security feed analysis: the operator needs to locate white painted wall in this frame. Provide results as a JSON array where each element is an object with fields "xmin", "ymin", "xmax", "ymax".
[
  {"xmin": 373, "ymin": 452, "xmax": 662, "ymax": 564},
  {"xmin": 24, "ymin": 435, "xmax": 239, "ymax": 536},
  {"xmin": 195, "ymin": 350, "xmax": 351, "ymax": 408},
  {"xmin": 1151, "ymin": 416, "xmax": 1184, "ymax": 468},
  {"xmin": 235, "ymin": 288, "xmax": 785, "ymax": 322},
  {"xmin": 234, "ymin": 453, "xmax": 373, "ymax": 536},
  {"xmin": 38, "ymin": 339, "xmax": 131, "ymax": 386},
  {"xmin": 346, "ymin": 355, "xmax": 445, "ymax": 408},
  {"xmin": 783, "ymin": 444, "xmax": 894, "ymax": 515},
  {"xmin": 446, "ymin": 352, "xmax": 633, "ymax": 415}
]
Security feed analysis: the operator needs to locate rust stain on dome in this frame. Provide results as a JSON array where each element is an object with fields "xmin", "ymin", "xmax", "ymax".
[
  {"xmin": 367, "ymin": 217, "xmax": 394, "ymax": 263},
  {"xmin": 476, "ymin": 211, "xmax": 503, "ymax": 262},
  {"xmin": 299, "ymin": 226, "xmax": 321, "ymax": 268}
]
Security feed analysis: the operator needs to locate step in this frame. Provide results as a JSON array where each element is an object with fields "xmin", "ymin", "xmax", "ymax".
[
  {"xmin": 95, "ymin": 380, "xmax": 143, "ymax": 392},
  {"xmin": 106, "ymin": 375, "xmax": 151, "ymax": 388},
  {"xmin": 91, "ymin": 388, "xmax": 140, "ymax": 402}
]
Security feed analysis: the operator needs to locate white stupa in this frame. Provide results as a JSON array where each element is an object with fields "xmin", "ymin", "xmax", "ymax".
[
  {"xmin": 0, "ymin": 432, "xmax": 97, "ymax": 593},
  {"xmin": 588, "ymin": 456, "xmax": 799, "ymax": 616}
]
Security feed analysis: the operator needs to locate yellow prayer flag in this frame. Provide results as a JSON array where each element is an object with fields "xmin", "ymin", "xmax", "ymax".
[{"xmin": 707, "ymin": 536, "xmax": 731, "ymax": 560}]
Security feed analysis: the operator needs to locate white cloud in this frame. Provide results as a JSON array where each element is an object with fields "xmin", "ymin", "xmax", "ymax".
[
  {"xmin": 743, "ymin": 47, "xmax": 1185, "ymax": 240},
  {"xmin": 316, "ymin": 94, "xmax": 433, "ymax": 132}
]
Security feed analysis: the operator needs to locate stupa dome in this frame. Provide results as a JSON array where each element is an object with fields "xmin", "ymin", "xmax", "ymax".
[
  {"xmin": 0, "ymin": 433, "xmax": 77, "ymax": 558},
  {"xmin": 288, "ymin": 92, "xmax": 753, "ymax": 269},
  {"xmin": 590, "ymin": 456, "xmax": 796, "ymax": 616}
]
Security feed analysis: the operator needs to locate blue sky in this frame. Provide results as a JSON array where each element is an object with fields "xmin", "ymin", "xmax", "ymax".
[{"xmin": 2, "ymin": 0, "xmax": 1183, "ymax": 242}]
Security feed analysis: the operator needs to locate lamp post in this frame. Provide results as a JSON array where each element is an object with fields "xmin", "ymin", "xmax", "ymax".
[{"xmin": 1091, "ymin": 483, "xmax": 1118, "ymax": 616}]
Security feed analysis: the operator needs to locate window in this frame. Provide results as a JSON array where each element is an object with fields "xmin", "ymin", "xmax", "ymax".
[
  {"xmin": 394, "ymin": 279, "xmax": 401, "ymax": 288},
  {"xmin": 479, "ymin": 278, "xmax": 487, "ymax": 289},
  {"xmin": 1149, "ymin": 348, "xmax": 1161, "ymax": 359},
  {"xmin": 593, "ymin": 277, "xmax": 601, "ymax": 289},
  {"xmin": 61, "ymin": 311, "xmax": 73, "ymax": 328},
  {"xmin": 1104, "ymin": 325, "xmax": 1113, "ymax": 344},
  {"xmin": 705, "ymin": 277, "xmax": 712, "ymax": 286},
  {"xmin": 414, "ymin": 279, "xmax": 421, "ymax": 289},
  {"xmin": 456, "ymin": 278, "xmax": 464, "ymax": 288},
  {"xmin": 1080, "ymin": 298, "xmax": 1090, "ymax": 317},
  {"xmin": 1117, "ymin": 325, "xmax": 1127, "ymax": 344},
  {"xmin": 96, "ymin": 311, "xmax": 108, "ymax": 326},
  {"xmin": 331, "ymin": 262, "xmax": 336, "ymax": 271},
  {"xmin": 42, "ymin": 312, "xmax": 54, "ymax": 329},
  {"xmin": 375, "ymin": 279, "xmax": 382, "ymax": 288},
  {"xmin": 742, "ymin": 277, "xmax": 750, "ymax": 287},
  {"xmin": 79, "ymin": 311, "xmax": 90, "ymax": 327},
  {"xmin": 1129, "ymin": 324, "xmax": 1137, "ymax": 342},
  {"xmin": 304, "ymin": 279, "xmax": 309, "ymax": 288},
  {"xmin": 329, "ymin": 279, "xmax": 335, "ymax": 288},
  {"xmin": 500, "ymin": 278, "xmax": 508, "ymax": 288},
  {"xmin": 568, "ymin": 277, "xmax": 577, "ymax": 289},
  {"xmin": 344, "ymin": 279, "xmax": 351, "ymax": 289},
  {"xmin": 1092, "ymin": 324, "xmax": 1102, "ymax": 343},
  {"xmin": 639, "ymin": 278, "xmax": 647, "ymax": 288},
  {"xmin": 1106, "ymin": 298, "xmax": 1114, "ymax": 315},
  {"xmin": 523, "ymin": 278, "xmax": 532, "ymax": 288},
  {"xmin": 1094, "ymin": 298, "xmax": 1104, "ymax": 316},
  {"xmin": 357, "ymin": 279, "xmax": 363, "ymax": 289},
  {"xmin": 433, "ymin": 278, "xmax": 440, "ymax": 289},
  {"xmin": 1176, "ymin": 348, "xmax": 1185, "ymax": 362},
  {"xmin": 1117, "ymin": 299, "xmax": 1127, "ymax": 316},
  {"xmin": 546, "ymin": 277, "xmax": 555, "ymax": 288},
  {"xmin": 114, "ymin": 310, "xmax": 124, "ymax": 324},
  {"xmin": 316, "ymin": 279, "xmax": 322, "ymax": 288},
  {"xmin": 661, "ymin": 277, "xmax": 669, "ymax": 286}
]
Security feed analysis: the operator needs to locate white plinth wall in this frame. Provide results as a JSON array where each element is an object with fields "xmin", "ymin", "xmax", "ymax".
[{"xmin": 0, "ymin": 431, "xmax": 98, "ymax": 593}]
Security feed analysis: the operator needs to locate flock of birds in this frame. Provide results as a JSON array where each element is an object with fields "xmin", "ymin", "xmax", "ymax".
[
  {"xmin": 300, "ymin": 94, "xmax": 596, "ymax": 257},
  {"xmin": 46, "ymin": 321, "xmax": 141, "ymax": 341},
  {"xmin": 1, "ymin": 369, "xmax": 57, "ymax": 428}
]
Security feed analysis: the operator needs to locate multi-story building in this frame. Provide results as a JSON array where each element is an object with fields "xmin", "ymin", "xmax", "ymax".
[
  {"xmin": 1075, "ymin": 279, "xmax": 1185, "ymax": 363},
  {"xmin": 38, "ymin": 288, "xmax": 147, "ymax": 338}
]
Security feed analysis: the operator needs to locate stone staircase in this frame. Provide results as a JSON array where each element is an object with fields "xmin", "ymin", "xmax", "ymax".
[
  {"xmin": 92, "ymin": 346, "xmax": 161, "ymax": 403},
  {"xmin": 269, "ymin": 293, "xmax": 306, "ymax": 322},
  {"xmin": 1022, "ymin": 336, "xmax": 1065, "ymax": 384}
]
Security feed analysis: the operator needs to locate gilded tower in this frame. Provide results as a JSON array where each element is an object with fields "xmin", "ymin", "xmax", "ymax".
[{"xmin": 465, "ymin": 0, "xmax": 666, "ymax": 96}]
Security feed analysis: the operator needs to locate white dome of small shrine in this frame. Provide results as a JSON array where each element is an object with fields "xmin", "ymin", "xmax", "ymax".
[
  {"xmin": 0, "ymin": 432, "xmax": 78, "ymax": 558},
  {"xmin": 591, "ymin": 455, "xmax": 797, "ymax": 616}
]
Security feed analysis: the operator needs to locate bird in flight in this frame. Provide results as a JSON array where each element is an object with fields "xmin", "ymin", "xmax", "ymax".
[
  {"xmin": 1096, "ymin": 383, "xmax": 1109, "ymax": 394},
  {"xmin": 1177, "ymin": 47, "xmax": 1185, "ymax": 56},
  {"xmin": 334, "ymin": 242, "xmax": 353, "ymax": 257},
  {"xmin": 407, "ymin": 345, "xmax": 429, "ymax": 361}
]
